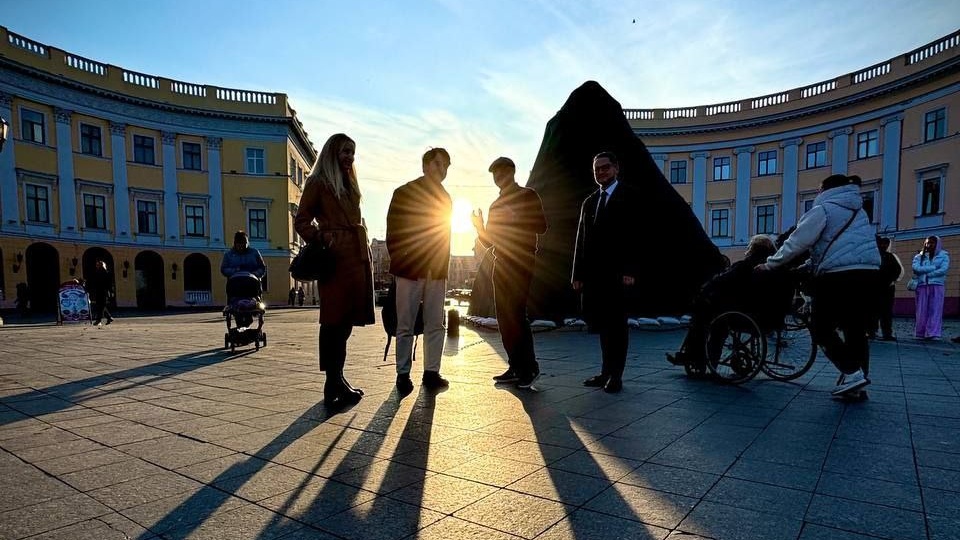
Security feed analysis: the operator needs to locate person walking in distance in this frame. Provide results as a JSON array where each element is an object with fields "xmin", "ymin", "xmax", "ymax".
[
  {"xmin": 89, "ymin": 259, "xmax": 114, "ymax": 326},
  {"xmin": 472, "ymin": 157, "xmax": 548, "ymax": 388},
  {"xmin": 386, "ymin": 148, "xmax": 453, "ymax": 396},
  {"xmin": 572, "ymin": 151, "xmax": 643, "ymax": 393},
  {"xmin": 294, "ymin": 133, "xmax": 375, "ymax": 412}
]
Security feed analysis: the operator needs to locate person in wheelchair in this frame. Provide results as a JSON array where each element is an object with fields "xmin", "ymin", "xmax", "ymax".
[{"xmin": 667, "ymin": 235, "xmax": 778, "ymax": 372}]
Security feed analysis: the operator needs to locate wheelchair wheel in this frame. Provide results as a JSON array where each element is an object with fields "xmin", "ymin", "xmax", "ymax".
[
  {"xmin": 261, "ymin": 333, "xmax": 267, "ymax": 347},
  {"xmin": 705, "ymin": 311, "xmax": 765, "ymax": 384},
  {"xmin": 224, "ymin": 333, "xmax": 230, "ymax": 350},
  {"xmin": 762, "ymin": 323, "xmax": 817, "ymax": 381}
]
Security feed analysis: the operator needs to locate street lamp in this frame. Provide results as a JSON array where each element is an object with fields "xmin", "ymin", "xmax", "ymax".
[{"xmin": 0, "ymin": 116, "xmax": 8, "ymax": 153}]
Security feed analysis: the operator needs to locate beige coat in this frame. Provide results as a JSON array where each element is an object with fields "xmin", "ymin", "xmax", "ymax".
[{"xmin": 294, "ymin": 180, "xmax": 375, "ymax": 327}]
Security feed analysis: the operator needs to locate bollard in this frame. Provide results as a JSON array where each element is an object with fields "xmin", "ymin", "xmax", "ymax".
[{"xmin": 447, "ymin": 308, "xmax": 460, "ymax": 337}]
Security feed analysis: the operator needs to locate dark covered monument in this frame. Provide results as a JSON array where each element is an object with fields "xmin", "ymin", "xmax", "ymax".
[{"xmin": 470, "ymin": 81, "xmax": 725, "ymax": 320}]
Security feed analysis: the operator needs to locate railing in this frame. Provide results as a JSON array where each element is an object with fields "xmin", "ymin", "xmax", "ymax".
[
  {"xmin": 7, "ymin": 31, "xmax": 46, "ymax": 57},
  {"xmin": 907, "ymin": 30, "xmax": 960, "ymax": 65},
  {"xmin": 184, "ymin": 290, "xmax": 212, "ymax": 305},
  {"xmin": 170, "ymin": 80, "xmax": 207, "ymax": 97},
  {"xmin": 122, "ymin": 69, "xmax": 159, "ymax": 89},
  {"xmin": 215, "ymin": 88, "xmax": 278, "ymax": 105},
  {"xmin": 750, "ymin": 91, "xmax": 790, "ymax": 110},
  {"xmin": 663, "ymin": 107, "xmax": 697, "ymax": 119},
  {"xmin": 800, "ymin": 79, "xmax": 837, "ymax": 99},
  {"xmin": 851, "ymin": 61, "xmax": 891, "ymax": 84},
  {"xmin": 64, "ymin": 53, "xmax": 107, "ymax": 76},
  {"xmin": 622, "ymin": 29, "xmax": 960, "ymax": 124},
  {"xmin": 705, "ymin": 102, "xmax": 741, "ymax": 116},
  {"xmin": 624, "ymin": 109, "xmax": 655, "ymax": 120}
]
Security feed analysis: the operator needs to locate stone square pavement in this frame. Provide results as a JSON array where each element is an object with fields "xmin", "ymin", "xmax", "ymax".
[{"xmin": 0, "ymin": 309, "xmax": 958, "ymax": 540}]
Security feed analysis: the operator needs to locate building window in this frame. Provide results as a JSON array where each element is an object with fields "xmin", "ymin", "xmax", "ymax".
[
  {"xmin": 924, "ymin": 108, "xmax": 947, "ymax": 142},
  {"xmin": 802, "ymin": 199, "xmax": 815, "ymax": 214},
  {"xmin": 920, "ymin": 176, "xmax": 941, "ymax": 216},
  {"xmin": 806, "ymin": 142, "xmax": 826, "ymax": 168},
  {"xmin": 182, "ymin": 142, "xmax": 202, "ymax": 170},
  {"xmin": 80, "ymin": 124, "xmax": 102, "ymax": 156},
  {"xmin": 757, "ymin": 151, "xmax": 777, "ymax": 176},
  {"xmin": 246, "ymin": 148, "xmax": 265, "ymax": 174},
  {"xmin": 83, "ymin": 194, "xmax": 107, "ymax": 230},
  {"xmin": 669, "ymin": 161, "xmax": 687, "ymax": 184},
  {"xmin": 710, "ymin": 208, "xmax": 730, "ymax": 237},
  {"xmin": 137, "ymin": 200, "xmax": 158, "ymax": 234},
  {"xmin": 856, "ymin": 130, "xmax": 879, "ymax": 159},
  {"xmin": 25, "ymin": 184, "xmax": 49, "ymax": 223},
  {"xmin": 712, "ymin": 157, "xmax": 731, "ymax": 181},
  {"xmin": 861, "ymin": 191, "xmax": 876, "ymax": 223},
  {"xmin": 20, "ymin": 109, "xmax": 45, "ymax": 144},
  {"xmin": 185, "ymin": 205, "xmax": 205, "ymax": 236},
  {"xmin": 134, "ymin": 135, "xmax": 156, "ymax": 165},
  {"xmin": 756, "ymin": 204, "xmax": 776, "ymax": 234},
  {"xmin": 248, "ymin": 208, "xmax": 267, "ymax": 240}
]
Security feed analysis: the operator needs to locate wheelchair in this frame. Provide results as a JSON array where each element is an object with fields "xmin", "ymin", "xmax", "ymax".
[{"xmin": 700, "ymin": 278, "xmax": 818, "ymax": 385}]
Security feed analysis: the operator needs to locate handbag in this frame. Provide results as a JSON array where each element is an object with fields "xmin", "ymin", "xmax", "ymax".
[
  {"xmin": 289, "ymin": 242, "xmax": 335, "ymax": 283},
  {"xmin": 906, "ymin": 277, "xmax": 919, "ymax": 291}
]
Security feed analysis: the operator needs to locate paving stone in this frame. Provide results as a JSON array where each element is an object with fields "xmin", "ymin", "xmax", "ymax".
[
  {"xmin": 816, "ymin": 471, "xmax": 922, "ymax": 511},
  {"xmin": 0, "ymin": 492, "xmax": 112, "ymax": 538},
  {"xmin": 548, "ymin": 449, "xmax": 640, "ymax": 481},
  {"xmin": 33, "ymin": 511, "xmax": 153, "ymax": 540},
  {"xmin": 678, "ymin": 500, "xmax": 803, "ymax": 540},
  {"xmin": 454, "ymin": 488, "xmax": 573, "ymax": 538},
  {"xmin": 538, "ymin": 508, "xmax": 671, "ymax": 540},
  {"xmin": 918, "ymin": 466, "xmax": 960, "ymax": 491},
  {"xmin": 805, "ymin": 493, "xmax": 926, "ymax": 540},
  {"xmin": 445, "ymin": 454, "xmax": 543, "ymax": 487},
  {"xmin": 620, "ymin": 462, "xmax": 720, "ymax": 498},
  {"xmin": 928, "ymin": 513, "xmax": 960, "ymax": 540},
  {"xmin": 923, "ymin": 487, "xmax": 960, "ymax": 517},
  {"xmin": 507, "ymin": 467, "xmax": 613, "ymax": 505},
  {"xmin": 119, "ymin": 483, "xmax": 248, "ymax": 534},
  {"xmin": 387, "ymin": 473, "xmax": 498, "ymax": 514},
  {"xmin": 703, "ymin": 477, "xmax": 811, "ymax": 520},
  {"xmin": 60, "ymin": 458, "xmax": 169, "ymax": 491},
  {"xmin": 212, "ymin": 464, "xmax": 312, "ymax": 502},
  {"xmin": 161, "ymin": 501, "xmax": 303, "ymax": 540},
  {"xmin": 88, "ymin": 471, "xmax": 204, "ymax": 510},
  {"xmin": 584, "ymin": 483, "xmax": 698, "ymax": 529},
  {"xmin": 410, "ymin": 516, "xmax": 519, "ymax": 540},
  {"xmin": 259, "ymin": 477, "xmax": 378, "ymax": 525},
  {"xmin": 797, "ymin": 523, "xmax": 882, "ymax": 539},
  {"xmin": 725, "ymin": 458, "xmax": 820, "ymax": 492},
  {"xmin": 316, "ymin": 497, "xmax": 444, "ymax": 540}
]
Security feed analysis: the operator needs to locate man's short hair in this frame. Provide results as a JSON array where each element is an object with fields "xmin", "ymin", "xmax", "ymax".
[
  {"xmin": 234, "ymin": 230, "xmax": 248, "ymax": 244},
  {"xmin": 593, "ymin": 151, "xmax": 619, "ymax": 166},
  {"xmin": 821, "ymin": 174, "xmax": 850, "ymax": 191},
  {"xmin": 488, "ymin": 156, "xmax": 515, "ymax": 173},
  {"xmin": 422, "ymin": 148, "xmax": 450, "ymax": 168}
]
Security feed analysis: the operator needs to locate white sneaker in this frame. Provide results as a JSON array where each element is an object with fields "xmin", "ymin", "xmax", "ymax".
[{"xmin": 832, "ymin": 369, "xmax": 869, "ymax": 396}]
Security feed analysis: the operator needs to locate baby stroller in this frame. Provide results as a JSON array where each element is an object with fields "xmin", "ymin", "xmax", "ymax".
[{"xmin": 223, "ymin": 272, "xmax": 266, "ymax": 351}]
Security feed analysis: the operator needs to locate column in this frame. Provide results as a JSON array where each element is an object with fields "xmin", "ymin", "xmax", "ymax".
[
  {"xmin": 779, "ymin": 138, "xmax": 802, "ymax": 227},
  {"xmin": 880, "ymin": 114, "xmax": 903, "ymax": 232},
  {"xmin": 829, "ymin": 126, "xmax": 853, "ymax": 174},
  {"xmin": 651, "ymin": 153, "xmax": 668, "ymax": 178},
  {"xmin": 54, "ymin": 108, "xmax": 79, "ymax": 237},
  {"xmin": 206, "ymin": 137, "xmax": 224, "ymax": 246},
  {"xmin": 734, "ymin": 146, "xmax": 754, "ymax": 244},
  {"xmin": 109, "ymin": 122, "xmax": 131, "ymax": 237},
  {"xmin": 161, "ymin": 131, "xmax": 180, "ymax": 242},
  {"xmin": 0, "ymin": 92, "xmax": 20, "ymax": 231},
  {"xmin": 690, "ymin": 151, "xmax": 710, "ymax": 226}
]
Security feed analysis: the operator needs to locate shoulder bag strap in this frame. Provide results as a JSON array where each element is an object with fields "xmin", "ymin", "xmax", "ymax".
[{"xmin": 817, "ymin": 205, "xmax": 860, "ymax": 273}]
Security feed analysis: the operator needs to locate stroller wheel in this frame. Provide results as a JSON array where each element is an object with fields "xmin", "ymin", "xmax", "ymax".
[
  {"xmin": 261, "ymin": 333, "xmax": 267, "ymax": 347},
  {"xmin": 224, "ymin": 333, "xmax": 230, "ymax": 350}
]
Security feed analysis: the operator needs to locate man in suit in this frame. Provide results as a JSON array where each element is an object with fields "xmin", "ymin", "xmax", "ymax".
[{"xmin": 572, "ymin": 151, "xmax": 642, "ymax": 393}]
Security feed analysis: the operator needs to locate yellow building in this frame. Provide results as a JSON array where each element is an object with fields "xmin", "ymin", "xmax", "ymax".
[
  {"xmin": 0, "ymin": 26, "xmax": 316, "ymax": 312},
  {"xmin": 628, "ymin": 30, "xmax": 960, "ymax": 315}
]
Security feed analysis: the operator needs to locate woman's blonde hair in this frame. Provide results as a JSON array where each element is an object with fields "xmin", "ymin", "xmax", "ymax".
[{"xmin": 305, "ymin": 133, "xmax": 359, "ymax": 200}]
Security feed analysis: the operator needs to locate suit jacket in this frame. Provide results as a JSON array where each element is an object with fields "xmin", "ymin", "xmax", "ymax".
[{"xmin": 572, "ymin": 182, "xmax": 643, "ymax": 285}]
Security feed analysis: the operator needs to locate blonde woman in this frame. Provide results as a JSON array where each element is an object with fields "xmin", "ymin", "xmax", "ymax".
[{"xmin": 294, "ymin": 134, "xmax": 375, "ymax": 412}]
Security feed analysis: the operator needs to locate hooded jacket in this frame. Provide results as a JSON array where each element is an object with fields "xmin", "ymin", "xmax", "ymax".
[
  {"xmin": 912, "ymin": 236, "xmax": 949, "ymax": 287},
  {"xmin": 766, "ymin": 184, "xmax": 880, "ymax": 274}
]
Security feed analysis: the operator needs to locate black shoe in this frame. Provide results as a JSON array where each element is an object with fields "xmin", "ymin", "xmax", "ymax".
[
  {"xmin": 105, "ymin": 318, "xmax": 113, "ymax": 325},
  {"xmin": 666, "ymin": 352, "xmax": 686, "ymax": 366},
  {"xmin": 516, "ymin": 371, "xmax": 541, "ymax": 389},
  {"xmin": 396, "ymin": 374, "xmax": 414, "ymax": 397},
  {"xmin": 422, "ymin": 371, "xmax": 449, "ymax": 390},
  {"xmin": 583, "ymin": 375, "xmax": 607, "ymax": 387},
  {"xmin": 603, "ymin": 378, "xmax": 623, "ymax": 393},
  {"xmin": 493, "ymin": 369, "xmax": 520, "ymax": 383}
]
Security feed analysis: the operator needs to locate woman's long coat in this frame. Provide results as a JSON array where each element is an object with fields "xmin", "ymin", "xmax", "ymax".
[{"xmin": 294, "ymin": 181, "xmax": 375, "ymax": 326}]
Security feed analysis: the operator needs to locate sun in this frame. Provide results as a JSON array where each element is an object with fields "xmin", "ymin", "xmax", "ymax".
[{"xmin": 451, "ymin": 198, "xmax": 477, "ymax": 256}]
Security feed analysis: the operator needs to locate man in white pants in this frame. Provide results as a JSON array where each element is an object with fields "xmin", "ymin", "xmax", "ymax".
[{"xmin": 386, "ymin": 148, "xmax": 453, "ymax": 396}]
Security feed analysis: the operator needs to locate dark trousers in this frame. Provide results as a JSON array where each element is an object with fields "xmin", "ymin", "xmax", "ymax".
[
  {"xmin": 811, "ymin": 269, "xmax": 877, "ymax": 376},
  {"xmin": 319, "ymin": 323, "xmax": 353, "ymax": 394},
  {"xmin": 584, "ymin": 280, "xmax": 629, "ymax": 381},
  {"xmin": 493, "ymin": 258, "xmax": 538, "ymax": 377},
  {"xmin": 870, "ymin": 284, "xmax": 896, "ymax": 337},
  {"xmin": 93, "ymin": 292, "xmax": 112, "ymax": 323}
]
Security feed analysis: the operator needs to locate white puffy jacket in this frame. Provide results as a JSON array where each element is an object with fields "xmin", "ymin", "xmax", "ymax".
[{"xmin": 767, "ymin": 184, "xmax": 880, "ymax": 274}]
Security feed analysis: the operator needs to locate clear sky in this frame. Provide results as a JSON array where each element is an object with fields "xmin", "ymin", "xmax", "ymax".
[{"xmin": 3, "ymin": 1, "xmax": 957, "ymax": 254}]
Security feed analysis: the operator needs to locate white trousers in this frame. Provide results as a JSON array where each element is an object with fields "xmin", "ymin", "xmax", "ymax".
[{"xmin": 395, "ymin": 276, "xmax": 446, "ymax": 375}]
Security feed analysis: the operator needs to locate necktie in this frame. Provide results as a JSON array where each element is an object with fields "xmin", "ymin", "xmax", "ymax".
[{"xmin": 595, "ymin": 190, "xmax": 608, "ymax": 224}]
